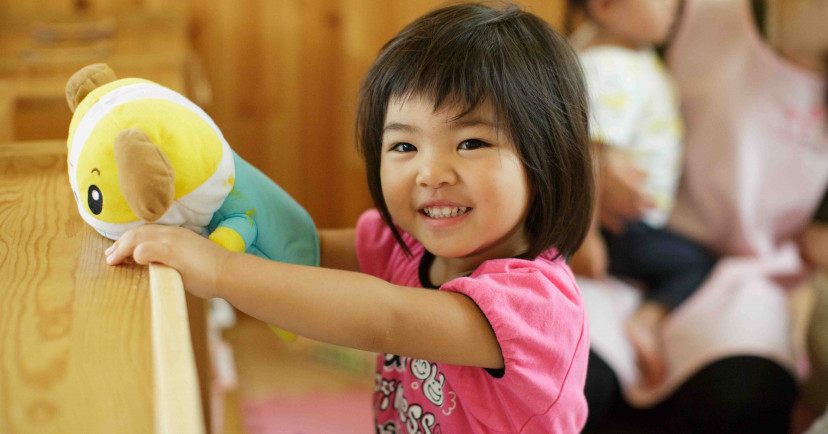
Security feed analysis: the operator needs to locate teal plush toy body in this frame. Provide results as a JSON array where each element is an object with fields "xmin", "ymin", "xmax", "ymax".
[{"xmin": 207, "ymin": 152, "xmax": 319, "ymax": 266}]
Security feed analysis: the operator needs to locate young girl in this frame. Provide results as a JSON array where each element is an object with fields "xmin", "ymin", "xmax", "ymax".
[
  {"xmin": 105, "ymin": 3, "xmax": 595, "ymax": 432},
  {"xmin": 566, "ymin": 0, "xmax": 715, "ymax": 387}
]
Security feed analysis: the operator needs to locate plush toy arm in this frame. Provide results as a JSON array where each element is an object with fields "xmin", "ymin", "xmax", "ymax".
[
  {"xmin": 208, "ymin": 214, "xmax": 256, "ymax": 252},
  {"xmin": 208, "ymin": 216, "xmax": 298, "ymax": 342},
  {"xmin": 209, "ymin": 227, "xmax": 245, "ymax": 252}
]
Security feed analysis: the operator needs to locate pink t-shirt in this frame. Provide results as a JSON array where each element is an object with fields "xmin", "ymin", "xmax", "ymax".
[{"xmin": 355, "ymin": 210, "xmax": 589, "ymax": 433}]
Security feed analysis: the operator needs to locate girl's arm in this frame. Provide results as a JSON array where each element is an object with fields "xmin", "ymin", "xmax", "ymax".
[
  {"xmin": 318, "ymin": 228, "xmax": 359, "ymax": 271},
  {"xmin": 106, "ymin": 225, "xmax": 504, "ymax": 369}
]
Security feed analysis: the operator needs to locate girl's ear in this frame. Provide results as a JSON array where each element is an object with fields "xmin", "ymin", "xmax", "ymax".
[{"xmin": 65, "ymin": 63, "xmax": 117, "ymax": 113}]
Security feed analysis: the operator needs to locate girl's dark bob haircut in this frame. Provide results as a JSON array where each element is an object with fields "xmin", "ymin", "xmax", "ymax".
[{"xmin": 356, "ymin": 2, "xmax": 594, "ymax": 261}]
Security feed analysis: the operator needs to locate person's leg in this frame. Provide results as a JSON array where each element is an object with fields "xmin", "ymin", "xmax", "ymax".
[
  {"xmin": 584, "ymin": 351, "xmax": 678, "ymax": 433},
  {"xmin": 603, "ymin": 222, "xmax": 717, "ymax": 309},
  {"xmin": 666, "ymin": 356, "xmax": 797, "ymax": 433},
  {"xmin": 625, "ymin": 301, "xmax": 669, "ymax": 386},
  {"xmin": 805, "ymin": 272, "xmax": 828, "ymax": 411},
  {"xmin": 603, "ymin": 223, "xmax": 718, "ymax": 385},
  {"xmin": 583, "ymin": 351, "xmax": 623, "ymax": 431},
  {"xmin": 584, "ymin": 350, "xmax": 621, "ymax": 432}
]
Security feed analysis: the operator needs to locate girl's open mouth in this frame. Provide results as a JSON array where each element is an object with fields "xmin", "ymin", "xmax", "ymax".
[{"xmin": 420, "ymin": 206, "xmax": 472, "ymax": 219}]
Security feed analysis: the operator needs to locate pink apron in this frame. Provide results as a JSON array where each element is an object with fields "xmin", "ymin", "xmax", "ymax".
[{"xmin": 580, "ymin": 0, "xmax": 828, "ymax": 407}]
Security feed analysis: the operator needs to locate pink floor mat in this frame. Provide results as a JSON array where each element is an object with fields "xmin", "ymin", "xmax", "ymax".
[{"xmin": 242, "ymin": 387, "xmax": 374, "ymax": 434}]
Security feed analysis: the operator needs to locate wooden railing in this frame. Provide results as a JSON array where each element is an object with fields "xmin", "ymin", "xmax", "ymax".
[{"xmin": 150, "ymin": 264, "xmax": 206, "ymax": 434}]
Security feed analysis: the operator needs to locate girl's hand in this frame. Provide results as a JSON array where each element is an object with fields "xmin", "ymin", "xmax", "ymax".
[
  {"xmin": 105, "ymin": 225, "xmax": 231, "ymax": 299},
  {"xmin": 599, "ymin": 146, "xmax": 655, "ymax": 233}
]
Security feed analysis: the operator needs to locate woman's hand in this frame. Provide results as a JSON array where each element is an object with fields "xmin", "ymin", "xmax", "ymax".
[
  {"xmin": 598, "ymin": 146, "xmax": 655, "ymax": 233},
  {"xmin": 105, "ymin": 225, "xmax": 232, "ymax": 299},
  {"xmin": 569, "ymin": 228, "xmax": 609, "ymax": 279}
]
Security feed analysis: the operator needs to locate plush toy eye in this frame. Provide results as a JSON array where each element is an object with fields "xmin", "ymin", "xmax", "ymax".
[{"xmin": 88, "ymin": 185, "xmax": 103, "ymax": 215}]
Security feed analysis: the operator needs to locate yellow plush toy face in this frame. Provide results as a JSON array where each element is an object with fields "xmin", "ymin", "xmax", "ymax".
[
  {"xmin": 67, "ymin": 77, "xmax": 233, "ymax": 239},
  {"xmin": 75, "ymin": 131, "xmax": 126, "ymax": 221},
  {"xmin": 74, "ymin": 99, "xmax": 224, "ymax": 223}
]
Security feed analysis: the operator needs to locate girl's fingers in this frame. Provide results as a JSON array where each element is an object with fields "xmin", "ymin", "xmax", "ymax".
[
  {"xmin": 106, "ymin": 238, "xmax": 134, "ymax": 265},
  {"xmin": 105, "ymin": 225, "xmax": 162, "ymax": 265},
  {"xmin": 106, "ymin": 247, "xmax": 126, "ymax": 265},
  {"xmin": 133, "ymin": 240, "xmax": 172, "ymax": 266}
]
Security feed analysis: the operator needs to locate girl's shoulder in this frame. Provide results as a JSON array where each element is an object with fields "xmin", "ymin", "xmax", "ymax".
[
  {"xmin": 453, "ymin": 249, "xmax": 581, "ymax": 307},
  {"xmin": 480, "ymin": 250, "xmax": 574, "ymax": 280},
  {"xmin": 355, "ymin": 209, "xmax": 422, "ymax": 282}
]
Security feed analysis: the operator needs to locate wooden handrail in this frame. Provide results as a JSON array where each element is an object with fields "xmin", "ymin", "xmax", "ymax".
[{"xmin": 149, "ymin": 263, "xmax": 206, "ymax": 434}]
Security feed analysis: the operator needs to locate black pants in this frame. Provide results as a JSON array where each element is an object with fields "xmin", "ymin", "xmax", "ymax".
[
  {"xmin": 602, "ymin": 222, "xmax": 717, "ymax": 310},
  {"xmin": 583, "ymin": 351, "xmax": 798, "ymax": 433}
]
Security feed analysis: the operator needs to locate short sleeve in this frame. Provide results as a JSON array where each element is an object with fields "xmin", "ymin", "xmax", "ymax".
[
  {"xmin": 438, "ymin": 258, "xmax": 589, "ymax": 430},
  {"xmin": 355, "ymin": 210, "xmax": 399, "ymax": 279},
  {"xmin": 355, "ymin": 209, "xmax": 423, "ymax": 287},
  {"xmin": 579, "ymin": 49, "xmax": 644, "ymax": 149}
]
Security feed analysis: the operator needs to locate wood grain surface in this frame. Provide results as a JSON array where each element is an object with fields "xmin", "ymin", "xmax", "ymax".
[{"xmin": 0, "ymin": 140, "xmax": 155, "ymax": 433}]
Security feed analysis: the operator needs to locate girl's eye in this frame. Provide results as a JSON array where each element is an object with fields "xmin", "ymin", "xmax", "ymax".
[
  {"xmin": 391, "ymin": 142, "xmax": 416, "ymax": 152},
  {"xmin": 459, "ymin": 139, "xmax": 488, "ymax": 150}
]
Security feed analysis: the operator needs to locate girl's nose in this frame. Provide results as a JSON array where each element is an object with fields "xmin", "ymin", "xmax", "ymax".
[{"xmin": 416, "ymin": 157, "xmax": 458, "ymax": 188}]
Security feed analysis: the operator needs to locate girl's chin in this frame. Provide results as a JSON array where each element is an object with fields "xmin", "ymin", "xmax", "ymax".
[
  {"xmin": 422, "ymin": 239, "xmax": 490, "ymax": 261},
  {"xmin": 420, "ymin": 241, "xmax": 474, "ymax": 259}
]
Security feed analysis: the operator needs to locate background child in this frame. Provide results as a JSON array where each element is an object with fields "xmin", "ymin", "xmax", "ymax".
[
  {"xmin": 566, "ymin": 0, "xmax": 716, "ymax": 387},
  {"xmin": 105, "ymin": 3, "xmax": 596, "ymax": 432}
]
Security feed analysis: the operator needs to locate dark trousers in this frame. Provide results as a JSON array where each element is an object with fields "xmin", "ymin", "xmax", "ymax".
[
  {"xmin": 584, "ymin": 351, "xmax": 797, "ymax": 433},
  {"xmin": 602, "ymin": 222, "xmax": 717, "ymax": 310}
]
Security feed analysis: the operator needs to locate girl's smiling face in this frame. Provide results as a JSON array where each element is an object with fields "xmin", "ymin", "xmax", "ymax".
[{"xmin": 380, "ymin": 95, "xmax": 531, "ymax": 267}]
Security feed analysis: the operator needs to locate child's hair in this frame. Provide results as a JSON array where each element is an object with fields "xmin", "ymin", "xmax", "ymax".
[{"xmin": 356, "ymin": 2, "xmax": 594, "ymax": 260}]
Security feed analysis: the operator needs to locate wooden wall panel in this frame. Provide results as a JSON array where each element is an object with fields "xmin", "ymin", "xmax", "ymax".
[
  {"xmin": 189, "ymin": 0, "xmax": 565, "ymax": 229},
  {"xmin": 2, "ymin": 0, "xmax": 566, "ymax": 229}
]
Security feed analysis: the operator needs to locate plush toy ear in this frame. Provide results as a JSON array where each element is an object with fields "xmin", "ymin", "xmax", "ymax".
[
  {"xmin": 114, "ymin": 128, "xmax": 175, "ymax": 222},
  {"xmin": 65, "ymin": 63, "xmax": 117, "ymax": 113}
]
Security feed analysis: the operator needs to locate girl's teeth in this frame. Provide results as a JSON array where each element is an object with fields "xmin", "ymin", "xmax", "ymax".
[{"xmin": 424, "ymin": 206, "xmax": 469, "ymax": 218}]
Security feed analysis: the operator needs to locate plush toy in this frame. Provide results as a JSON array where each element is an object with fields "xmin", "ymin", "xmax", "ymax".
[{"xmin": 65, "ymin": 63, "xmax": 319, "ymax": 340}]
